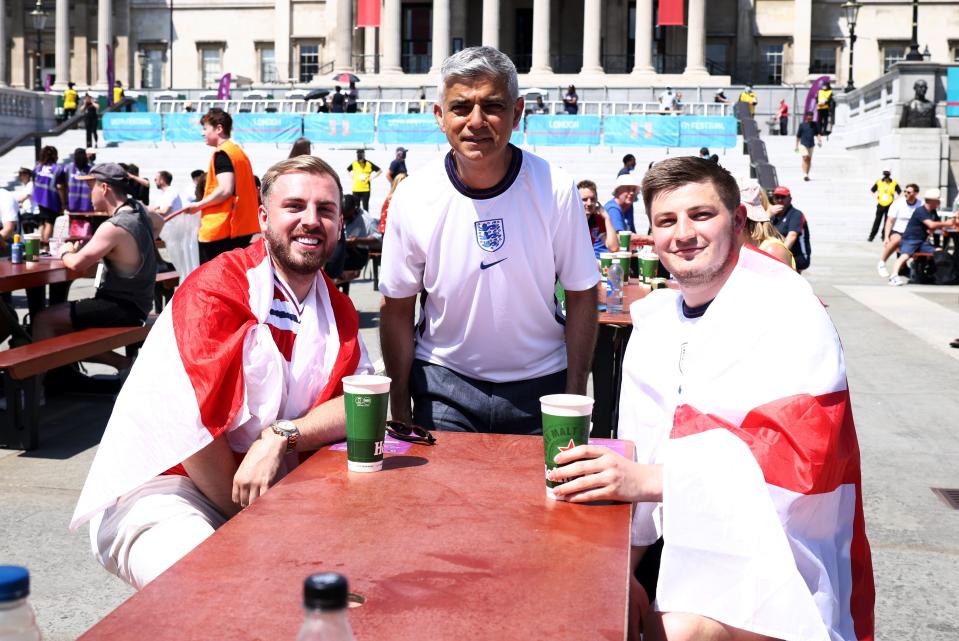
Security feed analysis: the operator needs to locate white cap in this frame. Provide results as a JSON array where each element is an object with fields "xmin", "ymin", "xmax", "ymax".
[
  {"xmin": 740, "ymin": 184, "xmax": 770, "ymax": 222},
  {"xmin": 613, "ymin": 173, "xmax": 640, "ymax": 194},
  {"xmin": 923, "ymin": 188, "xmax": 941, "ymax": 201}
]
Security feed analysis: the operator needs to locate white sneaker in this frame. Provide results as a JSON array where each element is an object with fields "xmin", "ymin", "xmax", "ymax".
[
  {"xmin": 888, "ymin": 275, "xmax": 904, "ymax": 286},
  {"xmin": 877, "ymin": 261, "xmax": 889, "ymax": 278}
]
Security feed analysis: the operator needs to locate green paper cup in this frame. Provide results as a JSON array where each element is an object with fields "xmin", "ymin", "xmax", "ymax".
[
  {"xmin": 343, "ymin": 374, "xmax": 391, "ymax": 473},
  {"xmin": 541, "ymin": 394, "xmax": 594, "ymax": 501},
  {"xmin": 639, "ymin": 252, "xmax": 659, "ymax": 283},
  {"xmin": 618, "ymin": 231, "xmax": 632, "ymax": 251},
  {"xmin": 599, "ymin": 252, "xmax": 614, "ymax": 282},
  {"xmin": 23, "ymin": 234, "xmax": 40, "ymax": 262},
  {"xmin": 615, "ymin": 251, "xmax": 631, "ymax": 284}
]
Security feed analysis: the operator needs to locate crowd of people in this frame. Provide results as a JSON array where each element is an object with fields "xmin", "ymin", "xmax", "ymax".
[{"xmin": 51, "ymin": 45, "xmax": 875, "ymax": 641}]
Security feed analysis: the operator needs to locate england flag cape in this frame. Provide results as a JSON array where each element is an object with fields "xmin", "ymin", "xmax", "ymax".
[
  {"xmin": 70, "ymin": 240, "xmax": 362, "ymax": 530},
  {"xmin": 619, "ymin": 245, "xmax": 874, "ymax": 641}
]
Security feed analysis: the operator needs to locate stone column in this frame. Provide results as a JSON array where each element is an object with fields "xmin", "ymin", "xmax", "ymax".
[
  {"xmin": 529, "ymin": 0, "xmax": 551, "ymax": 73},
  {"xmin": 683, "ymin": 0, "xmax": 707, "ymax": 75},
  {"xmin": 482, "ymin": 0, "xmax": 499, "ymax": 48},
  {"xmin": 275, "ymin": 0, "xmax": 291, "ymax": 82},
  {"xmin": 334, "ymin": 0, "xmax": 353, "ymax": 72},
  {"xmin": 364, "ymin": 27, "xmax": 376, "ymax": 73},
  {"xmin": 97, "ymin": 0, "xmax": 112, "ymax": 89},
  {"xmin": 581, "ymin": 0, "xmax": 603, "ymax": 74},
  {"xmin": 632, "ymin": 0, "xmax": 654, "ymax": 74},
  {"xmin": 0, "ymin": 0, "xmax": 7, "ymax": 86},
  {"xmin": 381, "ymin": 0, "xmax": 401, "ymax": 73},
  {"xmin": 428, "ymin": 0, "xmax": 450, "ymax": 75},
  {"xmin": 788, "ymin": 0, "xmax": 811, "ymax": 84},
  {"xmin": 54, "ymin": 0, "xmax": 69, "ymax": 86},
  {"xmin": 735, "ymin": 0, "xmax": 756, "ymax": 84}
]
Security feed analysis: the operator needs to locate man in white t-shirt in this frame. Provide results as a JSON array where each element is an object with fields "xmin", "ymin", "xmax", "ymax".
[
  {"xmin": 150, "ymin": 170, "xmax": 183, "ymax": 217},
  {"xmin": 378, "ymin": 46, "xmax": 599, "ymax": 435},
  {"xmin": 13, "ymin": 167, "xmax": 34, "ymax": 216},
  {"xmin": 0, "ymin": 188, "xmax": 19, "ymax": 247},
  {"xmin": 877, "ymin": 182, "xmax": 922, "ymax": 278}
]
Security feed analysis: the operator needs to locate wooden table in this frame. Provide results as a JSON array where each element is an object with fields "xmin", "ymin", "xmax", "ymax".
[
  {"xmin": 79, "ymin": 432, "xmax": 633, "ymax": 641},
  {"xmin": 591, "ymin": 282, "xmax": 649, "ymax": 438},
  {"xmin": 0, "ymin": 257, "xmax": 93, "ymax": 294}
]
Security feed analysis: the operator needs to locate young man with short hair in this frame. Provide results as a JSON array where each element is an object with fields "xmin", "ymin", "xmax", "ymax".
[
  {"xmin": 182, "ymin": 108, "xmax": 260, "ymax": 263},
  {"xmin": 877, "ymin": 182, "xmax": 922, "ymax": 277},
  {"xmin": 552, "ymin": 156, "xmax": 874, "ymax": 641},
  {"xmin": 578, "ymin": 180, "xmax": 619, "ymax": 257},
  {"xmin": 70, "ymin": 155, "xmax": 373, "ymax": 589}
]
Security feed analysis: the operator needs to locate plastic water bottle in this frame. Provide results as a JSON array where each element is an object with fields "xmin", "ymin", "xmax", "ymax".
[
  {"xmin": 606, "ymin": 260, "xmax": 624, "ymax": 313},
  {"xmin": 295, "ymin": 573, "xmax": 356, "ymax": 641},
  {"xmin": 0, "ymin": 566, "xmax": 41, "ymax": 641},
  {"xmin": 10, "ymin": 236, "xmax": 23, "ymax": 265}
]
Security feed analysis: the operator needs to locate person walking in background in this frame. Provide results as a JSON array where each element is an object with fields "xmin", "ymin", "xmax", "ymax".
[
  {"xmin": 617, "ymin": 154, "xmax": 636, "ymax": 177},
  {"xmin": 777, "ymin": 98, "xmax": 789, "ymax": 135},
  {"xmin": 181, "ymin": 108, "xmax": 260, "ymax": 263},
  {"xmin": 795, "ymin": 112, "xmax": 818, "ymax": 181},
  {"xmin": 868, "ymin": 169, "xmax": 901, "ymax": 242},
  {"xmin": 83, "ymin": 95, "xmax": 99, "ymax": 148},
  {"xmin": 563, "ymin": 85, "xmax": 579, "ymax": 114},
  {"xmin": 62, "ymin": 82, "xmax": 79, "ymax": 121},
  {"xmin": 346, "ymin": 149, "xmax": 381, "ymax": 212}
]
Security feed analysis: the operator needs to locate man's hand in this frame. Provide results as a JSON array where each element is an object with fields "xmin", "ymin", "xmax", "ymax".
[
  {"xmin": 181, "ymin": 202, "xmax": 201, "ymax": 214},
  {"xmin": 232, "ymin": 428, "xmax": 288, "ymax": 508},
  {"xmin": 768, "ymin": 204, "xmax": 784, "ymax": 216},
  {"xmin": 548, "ymin": 444, "xmax": 662, "ymax": 504},
  {"xmin": 58, "ymin": 240, "xmax": 78, "ymax": 259}
]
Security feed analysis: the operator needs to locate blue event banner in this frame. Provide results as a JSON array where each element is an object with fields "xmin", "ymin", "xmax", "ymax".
[
  {"xmin": 603, "ymin": 115, "xmax": 680, "ymax": 147},
  {"xmin": 303, "ymin": 114, "xmax": 375, "ymax": 144},
  {"xmin": 376, "ymin": 114, "xmax": 447, "ymax": 145},
  {"xmin": 232, "ymin": 113, "xmax": 302, "ymax": 144},
  {"xmin": 163, "ymin": 112, "xmax": 202, "ymax": 143},
  {"xmin": 102, "ymin": 112, "xmax": 162, "ymax": 143},
  {"xmin": 677, "ymin": 116, "xmax": 738, "ymax": 148},
  {"xmin": 524, "ymin": 115, "xmax": 601, "ymax": 146},
  {"xmin": 947, "ymin": 67, "xmax": 959, "ymax": 118}
]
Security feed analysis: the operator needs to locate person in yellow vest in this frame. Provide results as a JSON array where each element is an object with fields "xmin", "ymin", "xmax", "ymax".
[
  {"xmin": 63, "ymin": 82, "xmax": 79, "ymax": 121},
  {"xmin": 113, "ymin": 80, "xmax": 129, "ymax": 111},
  {"xmin": 816, "ymin": 81, "xmax": 834, "ymax": 137},
  {"xmin": 346, "ymin": 149, "xmax": 381, "ymax": 212},
  {"xmin": 738, "ymin": 85, "xmax": 758, "ymax": 116},
  {"xmin": 868, "ymin": 169, "xmax": 901, "ymax": 242},
  {"xmin": 182, "ymin": 108, "xmax": 260, "ymax": 264}
]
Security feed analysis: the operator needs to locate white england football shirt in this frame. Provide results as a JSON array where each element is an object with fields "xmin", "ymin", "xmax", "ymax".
[{"xmin": 379, "ymin": 146, "xmax": 599, "ymax": 383}]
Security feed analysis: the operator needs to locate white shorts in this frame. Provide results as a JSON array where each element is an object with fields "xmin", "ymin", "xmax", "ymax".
[{"xmin": 89, "ymin": 475, "xmax": 227, "ymax": 590}]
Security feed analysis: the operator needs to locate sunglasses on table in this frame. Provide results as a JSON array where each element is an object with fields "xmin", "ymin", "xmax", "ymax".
[{"xmin": 386, "ymin": 420, "xmax": 436, "ymax": 445}]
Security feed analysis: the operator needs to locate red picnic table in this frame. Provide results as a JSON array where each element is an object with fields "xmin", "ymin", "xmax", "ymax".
[
  {"xmin": 0, "ymin": 256, "xmax": 94, "ymax": 294},
  {"xmin": 79, "ymin": 431, "xmax": 634, "ymax": 641}
]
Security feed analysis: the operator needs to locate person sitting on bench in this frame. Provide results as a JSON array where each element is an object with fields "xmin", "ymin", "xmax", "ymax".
[
  {"xmin": 32, "ymin": 163, "xmax": 162, "ymax": 371},
  {"xmin": 339, "ymin": 193, "xmax": 381, "ymax": 284}
]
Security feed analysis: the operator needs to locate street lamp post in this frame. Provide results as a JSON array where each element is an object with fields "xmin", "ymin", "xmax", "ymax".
[
  {"xmin": 842, "ymin": 1, "xmax": 861, "ymax": 92},
  {"xmin": 29, "ymin": 0, "xmax": 47, "ymax": 91},
  {"xmin": 905, "ymin": 0, "xmax": 923, "ymax": 61}
]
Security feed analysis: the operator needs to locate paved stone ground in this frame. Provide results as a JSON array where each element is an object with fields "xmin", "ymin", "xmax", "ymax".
[{"xmin": 1, "ymin": 134, "xmax": 957, "ymax": 639}]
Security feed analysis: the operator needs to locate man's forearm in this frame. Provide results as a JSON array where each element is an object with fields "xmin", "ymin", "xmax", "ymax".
[
  {"xmin": 194, "ymin": 186, "xmax": 232, "ymax": 209},
  {"xmin": 380, "ymin": 298, "xmax": 416, "ymax": 424},
  {"xmin": 784, "ymin": 231, "xmax": 799, "ymax": 250},
  {"xmin": 290, "ymin": 396, "xmax": 348, "ymax": 450},
  {"xmin": 563, "ymin": 288, "xmax": 599, "ymax": 395}
]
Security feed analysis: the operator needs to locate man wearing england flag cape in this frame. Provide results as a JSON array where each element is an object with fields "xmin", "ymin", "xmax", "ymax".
[
  {"xmin": 70, "ymin": 156, "xmax": 373, "ymax": 589},
  {"xmin": 551, "ymin": 157, "xmax": 874, "ymax": 641}
]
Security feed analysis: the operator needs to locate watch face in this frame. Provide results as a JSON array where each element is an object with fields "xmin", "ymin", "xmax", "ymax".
[{"xmin": 274, "ymin": 420, "xmax": 296, "ymax": 435}]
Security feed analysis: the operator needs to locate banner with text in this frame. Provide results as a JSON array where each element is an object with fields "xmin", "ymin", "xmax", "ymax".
[
  {"xmin": 103, "ymin": 112, "xmax": 162, "ymax": 143},
  {"xmin": 303, "ymin": 114, "xmax": 376, "ymax": 144},
  {"xmin": 524, "ymin": 115, "xmax": 601, "ymax": 146},
  {"xmin": 376, "ymin": 114, "xmax": 447, "ymax": 145},
  {"xmin": 163, "ymin": 113, "xmax": 203, "ymax": 143},
  {"xmin": 232, "ymin": 113, "xmax": 302, "ymax": 144},
  {"xmin": 947, "ymin": 67, "xmax": 959, "ymax": 118},
  {"xmin": 678, "ymin": 116, "xmax": 738, "ymax": 148},
  {"xmin": 603, "ymin": 116, "xmax": 680, "ymax": 147}
]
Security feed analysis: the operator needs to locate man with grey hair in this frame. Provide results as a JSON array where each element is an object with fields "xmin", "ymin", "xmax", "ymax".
[{"xmin": 379, "ymin": 46, "xmax": 599, "ymax": 435}]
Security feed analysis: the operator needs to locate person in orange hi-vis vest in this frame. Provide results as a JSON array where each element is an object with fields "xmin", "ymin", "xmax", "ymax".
[{"xmin": 182, "ymin": 108, "xmax": 260, "ymax": 264}]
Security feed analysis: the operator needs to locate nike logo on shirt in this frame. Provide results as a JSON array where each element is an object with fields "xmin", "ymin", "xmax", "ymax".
[{"xmin": 480, "ymin": 258, "xmax": 508, "ymax": 270}]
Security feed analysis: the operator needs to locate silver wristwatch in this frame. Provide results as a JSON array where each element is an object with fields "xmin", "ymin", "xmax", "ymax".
[{"xmin": 270, "ymin": 419, "xmax": 300, "ymax": 453}]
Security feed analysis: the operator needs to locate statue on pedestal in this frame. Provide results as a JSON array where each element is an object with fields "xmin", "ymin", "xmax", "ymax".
[{"xmin": 899, "ymin": 79, "xmax": 937, "ymax": 128}]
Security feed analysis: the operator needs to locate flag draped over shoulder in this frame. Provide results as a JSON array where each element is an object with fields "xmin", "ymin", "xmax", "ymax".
[
  {"xmin": 71, "ymin": 240, "xmax": 361, "ymax": 530},
  {"xmin": 619, "ymin": 246, "xmax": 874, "ymax": 641}
]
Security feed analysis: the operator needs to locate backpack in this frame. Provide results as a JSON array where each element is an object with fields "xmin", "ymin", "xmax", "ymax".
[{"xmin": 933, "ymin": 251, "xmax": 959, "ymax": 285}]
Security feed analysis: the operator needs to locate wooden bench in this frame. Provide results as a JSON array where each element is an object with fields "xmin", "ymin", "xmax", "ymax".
[
  {"xmin": 154, "ymin": 270, "xmax": 180, "ymax": 312},
  {"xmin": 0, "ymin": 322, "xmax": 154, "ymax": 450}
]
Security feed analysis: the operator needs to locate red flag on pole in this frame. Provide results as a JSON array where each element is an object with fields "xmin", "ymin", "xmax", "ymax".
[
  {"xmin": 658, "ymin": 0, "xmax": 684, "ymax": 26},
  {"xmin": 357, "ymin": 0, "xmax": 381, "ymax": 27}
]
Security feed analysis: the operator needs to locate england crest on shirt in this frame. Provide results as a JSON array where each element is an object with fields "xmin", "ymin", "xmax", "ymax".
[{"xmin": 474, "ymin": 219, "xmax": 505, "ymax": 252}]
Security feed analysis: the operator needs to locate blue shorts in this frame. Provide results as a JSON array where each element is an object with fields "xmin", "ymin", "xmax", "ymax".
[
  {"xmin": 410, "ymin": 359, "xmax": 566, "ymax": 435},
  {"xmin": 900, "ymin": 238, "xmax": 935, "ymax": 255}
]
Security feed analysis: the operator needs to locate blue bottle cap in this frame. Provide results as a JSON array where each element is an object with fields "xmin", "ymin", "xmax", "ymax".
[{"xmin": 0, "ymin": 566, "xmax": 30, "ymax": 601}]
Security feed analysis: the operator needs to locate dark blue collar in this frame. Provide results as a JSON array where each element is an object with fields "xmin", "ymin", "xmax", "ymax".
[{"xmin": 444, "ymin": 144, "xmax": 523, "ymax": 200}]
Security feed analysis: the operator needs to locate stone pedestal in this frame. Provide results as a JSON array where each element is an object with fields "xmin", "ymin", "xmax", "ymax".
[{"xmin": 879, "ymin": 128, "xmax": 950, "ymax": 197}]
